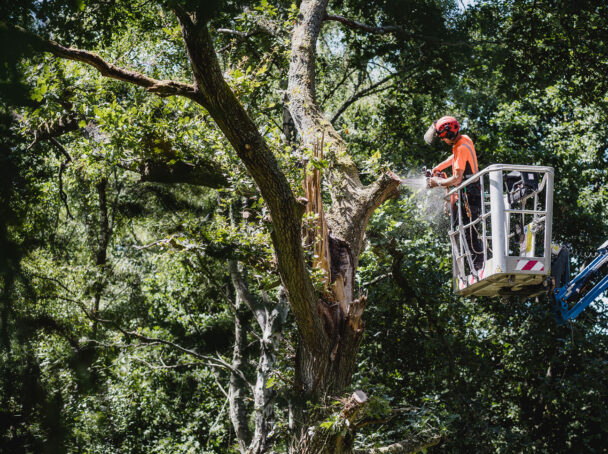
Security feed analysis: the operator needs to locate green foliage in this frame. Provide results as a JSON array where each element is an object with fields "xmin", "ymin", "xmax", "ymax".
[{"xmin": 2, "ymin": 0, "xmax": 608, "ymax": 453}]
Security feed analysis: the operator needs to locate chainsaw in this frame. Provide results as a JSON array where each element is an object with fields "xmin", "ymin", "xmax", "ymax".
[{"xmin": 423, "ymin": 166, "xmax": 447, "ymax": 188}]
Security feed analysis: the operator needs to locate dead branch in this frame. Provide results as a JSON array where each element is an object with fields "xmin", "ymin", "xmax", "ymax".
[{"xmin": 360, "ymin": 273, "xmax": 392, "ymax": 288}]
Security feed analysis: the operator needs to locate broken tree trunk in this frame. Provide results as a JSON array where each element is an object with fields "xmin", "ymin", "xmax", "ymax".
[
  {"xmin": 287, "ymin": 1, "xmax": 401, "ymax": 452},
  {"xmin": 288, "ymin": 0, "xmax": 400, "ymax": 400}
]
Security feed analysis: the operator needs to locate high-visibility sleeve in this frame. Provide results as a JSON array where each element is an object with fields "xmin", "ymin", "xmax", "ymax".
[{"xmin": 433, "ymin": 156, "xmax": 453, "ymax": 173}]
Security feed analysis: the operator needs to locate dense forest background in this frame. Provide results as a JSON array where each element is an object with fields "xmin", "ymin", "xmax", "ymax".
[{"xmin": 1, "ymin": 0, "xmax": 607, "ymax": 453}]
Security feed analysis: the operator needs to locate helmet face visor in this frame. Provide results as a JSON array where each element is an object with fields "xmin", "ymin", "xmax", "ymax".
[{"xmin": 424, "ymin": 123, "xmax": 437, "ymax": 144}]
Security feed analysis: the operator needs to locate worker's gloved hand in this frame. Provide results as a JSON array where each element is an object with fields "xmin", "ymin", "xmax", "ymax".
[
  {"xmin": 431, "ymin": 166, "xmax": 440, "ymax": 176},
  {"xmin": 428, "ymin": 176, "xmax": 442, "ymax": 188}
]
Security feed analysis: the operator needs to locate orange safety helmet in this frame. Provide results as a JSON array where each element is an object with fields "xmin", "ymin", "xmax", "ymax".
[{"xmin": 434, "ymin": 116, "xmax": 460, "ymax": 140}]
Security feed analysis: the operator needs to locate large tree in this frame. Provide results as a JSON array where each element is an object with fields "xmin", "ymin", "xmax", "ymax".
[{"xmin": 3, "ymin": 0, "xmax": 607, "ymax": 452}]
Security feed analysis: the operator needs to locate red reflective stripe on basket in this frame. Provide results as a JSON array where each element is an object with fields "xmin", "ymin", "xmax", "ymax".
[{"xmin": 521, "ymin": 260, "xmax": 538, "ymax": 271}]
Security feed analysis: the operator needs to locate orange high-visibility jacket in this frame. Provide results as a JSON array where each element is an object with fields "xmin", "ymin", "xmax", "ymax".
[{"xmin": 435, "ymin": 135, "xmax": 478, "ymax": 179}]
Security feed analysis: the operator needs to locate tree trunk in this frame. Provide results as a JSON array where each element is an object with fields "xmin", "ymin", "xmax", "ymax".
[
  {"xmin": 249, "ymin": 290, "xmax": 289, "ymax": 454},
  {"xmin": 91, "ymin": 177, "xmax": 110, "ymax": 338}
]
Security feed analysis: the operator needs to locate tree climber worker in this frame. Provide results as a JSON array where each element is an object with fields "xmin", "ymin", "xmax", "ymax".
[{"xmin": 425, "ymin": 116, "xmax": 484, "ymax": 271}]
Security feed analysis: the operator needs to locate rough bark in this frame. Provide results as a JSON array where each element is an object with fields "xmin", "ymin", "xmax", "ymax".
[
  {"xmin": 286, "ymin": 1, "xmax": 403, "ymax": 452},
  {"xmin": 288, "ymin": 0, "xmax": 400, "ymax": 263},
  {"xmin": 16, "ymin": 4, "xmax": 406, "ymax": 451},
  {"xmin": 27, "ymin": 111, "xmax": 82, "ymax": 147},
  {"xmin": 6, "ymin": 23, "xmax": 196, "ymax": 98}
]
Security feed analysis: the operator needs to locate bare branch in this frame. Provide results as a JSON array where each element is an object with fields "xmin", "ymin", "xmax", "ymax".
[
  {"xmin": 360, "ymin": 273, "xmax": 392, "ymax": 288},
  {"xmin": 331, "ymin": 73, "xmax": 397, "ymax": 124},
  {"xmin": 50, "ymin": 286, "xmax": 251, "ymax": 389},
  {"xmin": 325, "ymin": 13, "xmax": 473, "ymax": 48},
  {"xmin": 6, "ymin": 23, "xmax": 197, "ymax": 99},
  {"xmin": 213, "ymin": 372, "xmax": 230, "ymax": 399},
  {"xmin": 321, "ymin": 67, "xmax": 358, "ymax": 108},
  {"xmin": 216, "ymin": 28, "xmax": 251, "ymax": 38},
  {"xmin": 131, "ymin": 357, "xmax": 203, "ymax": 370},
  {"xmin": 216, "ymin": 26, "xmax": 271, "ymax": 54},
  {"xmin": 119, "ymin": 328, "xmax": 254, "ymax": 390}
]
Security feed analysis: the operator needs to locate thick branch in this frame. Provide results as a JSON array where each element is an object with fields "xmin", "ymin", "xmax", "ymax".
[
  {"xmin": 6, "ymin": 23, "xmax": 196, "ymax": 98},
  {"xmin": 288, "ymin": 0, "xmax": 347, "ymax": 147},
  {"xmin": 27, "ymin": 112, "xmax": 82, "ymax": 148},
  {"xmin": 288, "ymin": 5, "xmax": 404, "ymax": 391},
  {"xmin": 328, "ymin": 171, "xmax": 401, "ymax": 265}
]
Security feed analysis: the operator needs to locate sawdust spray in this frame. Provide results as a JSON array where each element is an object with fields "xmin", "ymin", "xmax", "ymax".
[{"xmin": 400, "ymin": 171, "xmax": 451, "ymax": 229}]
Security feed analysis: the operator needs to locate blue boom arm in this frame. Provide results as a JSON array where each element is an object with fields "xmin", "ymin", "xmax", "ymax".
[{"xmin": 552, "ymin": 240, "xmax": 608, "ymax": 324}]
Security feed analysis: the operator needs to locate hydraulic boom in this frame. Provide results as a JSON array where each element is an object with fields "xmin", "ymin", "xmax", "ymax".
[{"xmin": 552, "ymin": 240, "xmax": 608, "ymax": 324}]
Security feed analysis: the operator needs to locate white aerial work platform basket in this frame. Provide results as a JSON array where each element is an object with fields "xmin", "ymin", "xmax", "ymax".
[{"xmin": 447, "ymin": 164, "xmax": 554, "ymax": 297}]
